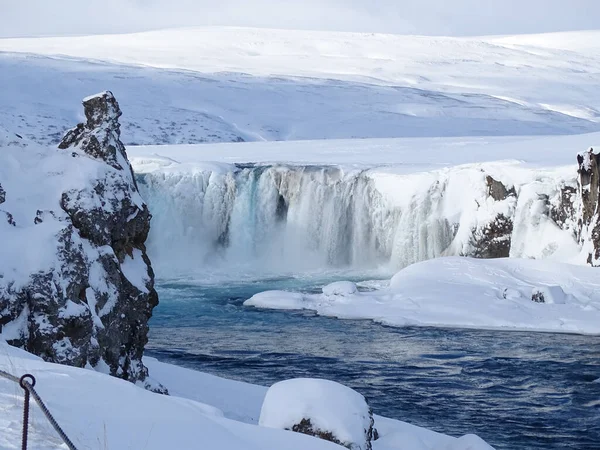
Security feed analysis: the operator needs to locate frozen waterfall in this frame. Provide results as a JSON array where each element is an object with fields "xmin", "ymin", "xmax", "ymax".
[{"xmin": 136, "ymin": 163, "xmax": 580, "ymax": 278}]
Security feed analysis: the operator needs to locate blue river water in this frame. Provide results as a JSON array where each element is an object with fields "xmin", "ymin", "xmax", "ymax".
[{"xmin": 145, "ymin": 276, "xmax": 600, "ymax": 450}]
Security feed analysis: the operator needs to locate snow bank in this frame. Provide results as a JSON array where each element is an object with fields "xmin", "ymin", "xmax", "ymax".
[
  {"xmin": 245, "ymin": 257, "xmax": 600, "ymax": 335},
  {"xmin": 0, "ymin": 343, "xmax": 493, "ymax": 449},
  {"xmin": 259, "ymin": 378, "xmax": 374, "ymax": 450},
  {"xmin": 323, "ymin": 281, "xmax": 358, "ymax": 296}
]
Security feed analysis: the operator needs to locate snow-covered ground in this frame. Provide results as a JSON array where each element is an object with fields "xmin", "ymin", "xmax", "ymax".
[
  {"xmin": 2, "ymin": 27, "xmax": 600, "ymax": 146},
  {"xmin": 245, "ymin": 257, "xmax": 600, "ymax": 335},
  {"xmin": 0, "ymin": 342, "xmax": 492, "ymax": 449}
]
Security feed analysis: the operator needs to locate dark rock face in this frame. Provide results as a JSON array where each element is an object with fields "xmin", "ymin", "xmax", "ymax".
[
  {"xmin": 576, "ymin": 148, "xmax": 600, "ymax": 265},
  {"xmin": 550, "ymin": 186, "xmax": 577, "ymax": 229},
  {"xmin": 1, "ymin": 92, "xmax": 163, "ymax": 391},
  {"xmin": 289, "ymin": 411, "xmax": 377, "ymax": 450},
  {"xmin": 486, "ymin": 175, "xmax": 516, "ymax": 201},
  {"xmin": 531, "ymin": 290, "xmax": 546, "ymax": 303},
  {"xmin": 59, "ymin": 92, "xmax": 130, "ymax": 172},
  {"xmin": 470, "ymin": 213, "xmax": 513, "ymax": 258},
  {"xmin": 468, "ymin": 176, "xmax": 516, "ymax": 259}
]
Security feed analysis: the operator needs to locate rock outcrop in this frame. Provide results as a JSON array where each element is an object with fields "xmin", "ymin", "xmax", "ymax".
[
  {"xmin": 0, "ymin": 92, "xmax": 163, "ymax": 391},
  {"xmin": 468, "ymin": 175, "xmax": 516, "ymax": 259},
  {"xmin": 576, "ymin": 148, "xmax": 600, "ymax": 265}
]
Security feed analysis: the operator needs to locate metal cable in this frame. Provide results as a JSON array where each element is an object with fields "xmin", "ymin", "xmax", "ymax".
[{"xmin": 0, "ymin": 369, "xmax": 78, "ymax": 450}]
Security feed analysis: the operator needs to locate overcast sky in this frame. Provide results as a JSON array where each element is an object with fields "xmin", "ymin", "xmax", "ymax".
[{"xmin": 1, "ymin": 0, "xmax": 597, "ymax": 38}]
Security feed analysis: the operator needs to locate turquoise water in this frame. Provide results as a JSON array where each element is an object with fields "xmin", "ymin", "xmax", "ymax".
[{"xmin": 146, "ymin": 276, "xmax": 600, "ymax": 449}]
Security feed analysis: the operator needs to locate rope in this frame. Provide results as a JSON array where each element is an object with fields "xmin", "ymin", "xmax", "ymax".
[{"xmin": 0, "ymin": 369, "xmax": 78, "ymax": 450}]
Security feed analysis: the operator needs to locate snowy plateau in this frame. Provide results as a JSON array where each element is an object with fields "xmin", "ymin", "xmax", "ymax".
[{"xmin": 1, "ymin": 26, "xmax": 600, "ymax": 450}]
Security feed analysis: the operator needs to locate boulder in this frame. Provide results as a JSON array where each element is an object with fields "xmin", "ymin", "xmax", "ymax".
[{"xmin": 259, "ymin": 378, "xmax": 377, "ymax": 450}]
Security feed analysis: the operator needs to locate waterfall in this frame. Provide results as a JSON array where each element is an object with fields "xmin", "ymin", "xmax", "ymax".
[{"xmin": 136, "ymin": 163, "xmax": 578, "ymax": 278}]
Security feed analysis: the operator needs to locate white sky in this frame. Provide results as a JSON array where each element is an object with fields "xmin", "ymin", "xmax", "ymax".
[{"xmin": 0, "ymin": 0, "xmax": 597, "ymax": 38}]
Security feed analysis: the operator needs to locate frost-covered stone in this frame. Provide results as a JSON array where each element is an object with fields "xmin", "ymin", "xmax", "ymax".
[
  {"xmin": 259, "ymin": 378, "xmax": 376, "ymax": 450},
  {"xmin": 0, "ymin": 93, "xmax": 162, "ymax": 391},
  {"xmin": 323, "ymin": 281, "xmax": 358, "ymax": 296}
]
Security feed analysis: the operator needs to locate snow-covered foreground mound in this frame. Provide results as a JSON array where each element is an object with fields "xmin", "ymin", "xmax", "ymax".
[
  {"xmin": 245, "ymin": 257, "xmax": 600, "ymax": 335},
  {"xmin": 2, "ymin": 27, "xmax": 600, "ymax": 146},
  {"xmin": 0, "ymin": 342, "xmax": 492, "ymax": 449}
]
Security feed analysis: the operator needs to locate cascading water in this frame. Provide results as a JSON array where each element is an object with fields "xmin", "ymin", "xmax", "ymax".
[
  {"xmin": 138, "ymin": 165, "xmax": 403, "ymax": 277},
  {"xmin": 136, "ymin": 163, "xmax": 578, "ymax": 279}
]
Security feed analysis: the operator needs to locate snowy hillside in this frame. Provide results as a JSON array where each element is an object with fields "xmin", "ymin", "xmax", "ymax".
[{"xmin": 2, "ymin": 27, "xmax": 600, "ymax": 145}]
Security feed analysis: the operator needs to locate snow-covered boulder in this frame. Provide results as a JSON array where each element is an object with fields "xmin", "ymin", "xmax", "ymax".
[
  {"xmin": 259, "ymin": 378, "xmax": 377, "ymax": 450},
  {"xmin": 323, "ymin": 281, "xmax": 358, "ymax": 296},
  {"xmin": 0, "ymin": 92, "xmax": 162, "ymax": 390}
]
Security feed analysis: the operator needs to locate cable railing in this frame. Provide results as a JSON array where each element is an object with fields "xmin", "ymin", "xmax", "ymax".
[{"xmin": 0, "ymin": 369, "xmax": 77, "ymax": 450}]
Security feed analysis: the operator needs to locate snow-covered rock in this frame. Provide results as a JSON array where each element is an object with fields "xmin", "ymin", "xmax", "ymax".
[
  {"xmin": 531, "ymin": 286, "xmax": 566, "ymax": 304},
  {"xmin": 323, "ymin": 281, "xmax": 358, "ymax": 297},
  {"xmin": 259, "ymin": 378, "xmax": 377, "ymax": 450},
  {"xmin": 0, "ymin": 92, "xmax": 161, "ymax": 389},
  {"xmin": 576, "ymin": 147, "xmax": 600, "ymax": 265}
]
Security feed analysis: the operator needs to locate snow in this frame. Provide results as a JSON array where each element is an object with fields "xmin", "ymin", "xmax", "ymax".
[
  {"xmin": 323, "ymin": 281, "xmax": 358, "ymax": 296},
  {"xmin": 128, "ymin": 132, "xmax": 599, "ymax": 169},
  {"xmin": 259, "ymin": 378, "xmax": 372, "ymax": 449},
  {"xmin": 120, "ymin": 248, "xmax": 151, "ymax": 293},
  {"xmin": 2, "ymin": 27, "xmax": 600, "ymax": 147},
  {"xmin": 0, "ymin": 132, "xmax": 108, "ymax": 290},
  {"xmin": 0, "ymin": 342, "xmax": 493, "ymax": 450},
  {"xmin": 245, "ymin": 257, "xmax": 600, "ymax": 335}
]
